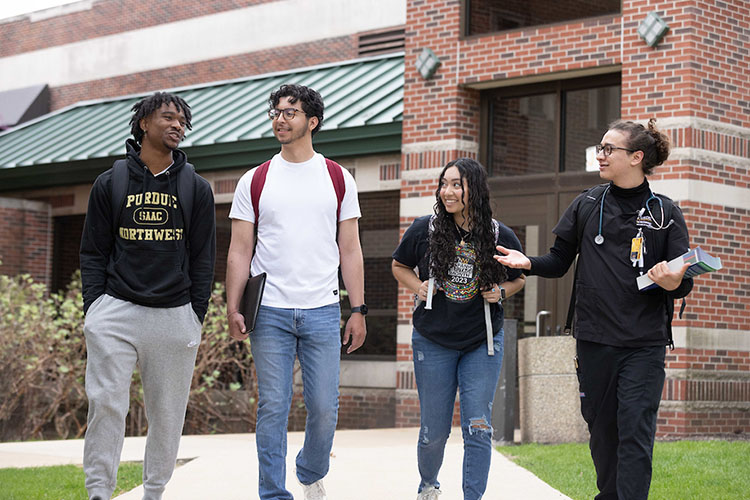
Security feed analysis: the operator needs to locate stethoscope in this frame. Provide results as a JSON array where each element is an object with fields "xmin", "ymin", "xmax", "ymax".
[{"xmin": 594, "ymin": 186, "xmax": 667, "ymax": 245}]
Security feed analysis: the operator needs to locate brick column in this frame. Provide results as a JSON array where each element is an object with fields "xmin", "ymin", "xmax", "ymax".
[
  {"xmin": 395, "ymin": 0, "xmax": 479, "ymax": 427},
  {"xmin": 396, "ymin": 0, "xmax": 750, "ymax": 436},
  {"xmin": 619, "ymin": 0, "xmax": 750, "ymax": 437}
]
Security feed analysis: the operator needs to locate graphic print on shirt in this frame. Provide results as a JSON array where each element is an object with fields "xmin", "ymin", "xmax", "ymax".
[
  {"xmin": 441, "ymin": 243, "xmax": 479, "ymax": 302},
  {"xmin": 118, "ymin": 191, "xmax": 184, "ymax": 242}
]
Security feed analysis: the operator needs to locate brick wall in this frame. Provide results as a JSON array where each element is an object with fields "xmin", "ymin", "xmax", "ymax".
[
  {"xmin": 287, "ymin": 387, "xmax": 395, "ymax": 431},
  {"xmin": 0, "ymin": 197, "xmax": 52, "ymax": 286}
]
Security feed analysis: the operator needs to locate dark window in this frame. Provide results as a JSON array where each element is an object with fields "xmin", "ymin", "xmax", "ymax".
[
  {"xmin": 484, "ymin": 75, "xmax": 620, "ymax": 177},
  {"xmin": 488, "ymin": 92, "xmax": 557, "ymax": 176},
  {"xmin": 563, "ymin": 86, "xmax": 621, "ymax": 172},
  {"xmin": 339, "ymin": 190, "xmax": 400, "ymax": 359},
  {"xmin": 466, "ymin": 0, "xmax": 620, "ymax": 36}
]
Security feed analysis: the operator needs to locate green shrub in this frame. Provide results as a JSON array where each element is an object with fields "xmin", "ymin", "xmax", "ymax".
[
  {"xmin": 0, "ymin": 271, "xmax": 257, "ymax": 440},
  {"xmin": 0, "ymin": 272, "xmax": 87, "ymax": 440}
]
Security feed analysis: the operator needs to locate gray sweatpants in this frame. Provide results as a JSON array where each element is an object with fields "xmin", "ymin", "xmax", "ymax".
[{"xmin": 83, "ymin": 294, "xmax": 202, "ymax": 500}]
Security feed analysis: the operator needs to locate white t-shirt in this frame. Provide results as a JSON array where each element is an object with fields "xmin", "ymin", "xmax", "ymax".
[{"xmin": 229, "ymin": 153, "xmax": 361, "ymax": 308}]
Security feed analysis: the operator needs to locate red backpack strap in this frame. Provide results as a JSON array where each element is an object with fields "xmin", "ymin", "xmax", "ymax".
[
  {"xmin": 325, "ymin": 158, "xmax": 346, "ymax": 221},
  {"xmin": 250, "ymin": 160, "xmax": 272, "ymax": 224}
]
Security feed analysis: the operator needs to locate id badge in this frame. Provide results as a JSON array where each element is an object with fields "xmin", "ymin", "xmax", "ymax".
[{"xmin": 630, "ymin": 229, "xmax": 644, "ymax": 268}]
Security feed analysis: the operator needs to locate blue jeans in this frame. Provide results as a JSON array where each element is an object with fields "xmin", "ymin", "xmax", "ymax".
[
  {"xmin": 412, "ymin": 329, "xmax": 504, "ymax": 500},
  {"xmin": 250, "ymin": 303, "xmax": 342, "ymax": 500}
]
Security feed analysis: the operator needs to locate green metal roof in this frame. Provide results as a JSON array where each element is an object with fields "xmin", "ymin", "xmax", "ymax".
[{"xmin": 0, "ymin": 53, "xmax": 403, "ymax": 192}]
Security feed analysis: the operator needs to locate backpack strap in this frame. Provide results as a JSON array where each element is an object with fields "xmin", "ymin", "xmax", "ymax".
[
  {"xmin": 250, "ymin": 160, "xmax": 272, "ymax": 225},
  {"xmin": 651, "ymin": 192, "xmax": 680, "ymax": 349},
  {"xmin": 250, "ymin": 158, "xmax": 346, "ymax": 225},
  {"xmin": 177, "ymin": 162, "xmax": 196, "ymax": 237},
  {"xmin": 564, "ymin": 183, "xmax": 609, "ymax": 334},
  {"xmin": 111, "ymin": 159, "xmax": 129, "ymax": 233},
  {"xmin": 325, "ymin": 158, "xmax": 346, "ymax": 221}
]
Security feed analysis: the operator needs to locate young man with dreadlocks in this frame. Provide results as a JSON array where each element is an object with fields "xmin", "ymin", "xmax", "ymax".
[
  {"xmin": 392, "ymin": 158, "xmax": 525, "ymax": 500},
  {"xmin": 80, "ymin": 91, "xmax": 216, "ymax": 500}
]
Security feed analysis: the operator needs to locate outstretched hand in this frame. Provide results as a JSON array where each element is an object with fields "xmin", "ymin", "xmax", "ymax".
[{"xmin": 494, "ymin": 245, "xmax": 532, "ymax": 270}]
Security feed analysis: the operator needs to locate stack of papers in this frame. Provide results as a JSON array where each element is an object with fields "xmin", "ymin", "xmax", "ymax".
[{"xmin": 637, "ymin": 246, "xmax": 722, "ymax": 290}]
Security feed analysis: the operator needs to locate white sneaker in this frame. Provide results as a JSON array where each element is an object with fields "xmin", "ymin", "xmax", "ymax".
[
  {"xmin": 417, "ymin": 485, "xmax": 441, "ymax": 500},
  {"xmin": 299, "ymin": 479, "xmax": 327, "ymax": 500}
]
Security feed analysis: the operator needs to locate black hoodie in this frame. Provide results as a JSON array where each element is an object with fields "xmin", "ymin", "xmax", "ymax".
[{"xmin": 80, "ymin": 139, "xmax": 216, "ymax": 321}]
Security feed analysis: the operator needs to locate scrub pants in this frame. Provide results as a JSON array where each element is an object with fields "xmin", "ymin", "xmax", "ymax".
[{"xmin": 576, "ymin": 339, "xmax": 666, "ymax": 500}]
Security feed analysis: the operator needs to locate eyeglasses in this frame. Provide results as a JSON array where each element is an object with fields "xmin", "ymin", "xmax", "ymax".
[
  {"xmin": 268, "ymin": 107, "xmax": 306, "ymax": 120},
  {"xmin": 595, "ymin": 143, "xmax": 636, "ymax": 157}
]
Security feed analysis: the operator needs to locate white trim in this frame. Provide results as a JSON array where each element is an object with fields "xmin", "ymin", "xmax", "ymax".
[
  {"xmin": 660, "ymin": 400, "xmax": 750, "ymax": 411},
  {"xmin": 0, "ymin": 0, "xmax": 406, "ymax": 92},
  {"xmin": 671, "ymin": 326, "xmax": 750, "ymax": 351},
  {"xmin": 397, "ymin": 324, "xmax": 413, "ymax": 345},
  {"xmin": 339, "ymin": 360, "xmax": 396, "ymax": 389},
  {"xmin": 0, "ymin": 196, "xmax": 49, "ymax": 211},
  {"xmin": 400, "ymin": 195, "xmax": 435, "ymax": 218},
  {"xmin": 401, "ymin": 166, "xmax": 444, "ymax": 181},
  {"xmin": 402, "ymin": 139, "xmax": 479, "ymax": 154},
  {"xmin": 657, "ymin": 117, "xmax": 750, "ymax": 139},
  {"xmin": 649, "ymin": 179, "xmax": 750, "ymax": 210},
  {"xmin": 397, "ymin": 361, "xmax": 413, "ymax": 373},
  {"xmin": 377, "ymin": 179, "xmax": 402, "ymax": 192},
  {"xmin": 669, "ymin": 147, "xmax": 750, "ymax": 169},
  {"xmin": 665, "ymin": 369, "xmax": 750, "ymax": 381}
]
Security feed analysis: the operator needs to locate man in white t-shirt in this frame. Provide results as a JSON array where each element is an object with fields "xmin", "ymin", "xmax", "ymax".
[{"xmin": 226, "ymin": 84, "xmax": 367, "ymax": 500}]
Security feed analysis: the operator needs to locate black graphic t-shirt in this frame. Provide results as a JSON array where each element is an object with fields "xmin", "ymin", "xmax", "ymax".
[{"xmin": 393, "ymin": 215, "xmax": 523, "ymax": 351}]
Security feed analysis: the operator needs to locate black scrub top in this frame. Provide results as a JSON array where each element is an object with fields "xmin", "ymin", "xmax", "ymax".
[{"xmin": 555, "ymin": 181, "xmax": 692, "ymax": 347}]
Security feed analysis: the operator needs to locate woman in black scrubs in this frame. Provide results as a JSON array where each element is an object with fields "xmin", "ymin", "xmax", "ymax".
[{"xmin": 496, "ymin": 119, "xmax": 693, "ymax": 500}]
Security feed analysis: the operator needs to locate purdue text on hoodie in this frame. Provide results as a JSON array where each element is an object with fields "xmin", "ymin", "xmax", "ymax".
[{"xmin": 80, "ymin": 139, "xmax": 216, "ymax": 321}]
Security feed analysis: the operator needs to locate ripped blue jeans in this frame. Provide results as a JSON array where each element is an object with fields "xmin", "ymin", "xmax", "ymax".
[{"xmin": 412, "ymin": 329, "xmax": 504, "ymax": 500}]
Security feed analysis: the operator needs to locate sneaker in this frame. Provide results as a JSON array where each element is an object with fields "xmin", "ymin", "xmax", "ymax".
[
  {"xmin": 299, "ymin": 479, "xmax": 327, "ymax": 500},
  {"xmin": 417, "ymin": 485, "xmax": 441, "ymax": 500}
]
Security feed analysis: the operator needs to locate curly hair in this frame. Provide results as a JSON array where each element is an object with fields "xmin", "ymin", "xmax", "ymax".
[
  {"xmin": 129, "ymin": 92, "xmax": 192, "ymax": 145},
  {"xmin": 609, "ymin": 118, "xmax": 670, "ymax": 175},
  {"xmin": 429, "ymin": 158, "xmax": 507, "ymax": 290},
  {"xmin": 269, "ymin": 84, "xmax": 325, "ymax": 136}
]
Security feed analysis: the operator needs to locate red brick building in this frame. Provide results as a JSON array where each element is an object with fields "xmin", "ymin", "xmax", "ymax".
[
  {"xmin": 0, "ymin": 0, "xmax": 748, "ymax": 438},
  {"xmin": 394, "ymin": 0, "xmax": 749, "ymax": 438}
]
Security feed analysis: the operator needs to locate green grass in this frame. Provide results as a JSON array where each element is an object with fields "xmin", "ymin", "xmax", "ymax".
[
  {"xmin": 498, "ymin": 440, "xmax": 750, "ymax": 500},
  {"xmin": 0, "ymin": 462, "xmax": 142, "ymax": 500}
]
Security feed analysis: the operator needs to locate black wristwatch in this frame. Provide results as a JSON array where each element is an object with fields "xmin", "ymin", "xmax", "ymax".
[
  {"xmin": 499, "ymin": 287, "xmax": 506, "ymax": 302},
  {"xmin": 351, "ymin": 304, "xmax": 368, "ymax": 316}
]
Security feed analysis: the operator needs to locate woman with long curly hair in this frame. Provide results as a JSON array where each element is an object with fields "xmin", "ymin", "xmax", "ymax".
[
  {"xmin": 392, "ymin": 158, "xmax": 525, "ymax": 500},
  {"xmin": 496, "ymin": 119, "xmax": 693, "ymax": 500}
]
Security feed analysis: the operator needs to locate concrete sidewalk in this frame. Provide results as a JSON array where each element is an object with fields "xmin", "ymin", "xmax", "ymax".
[{"xmin": 0, "ymin": 428, "xmax": 572, "ymax": 499}]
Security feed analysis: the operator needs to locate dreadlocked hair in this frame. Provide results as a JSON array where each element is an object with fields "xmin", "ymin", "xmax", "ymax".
[
  {"xmin": 129, "ymin": 92, "xmax": 193, "ymax": 145},
  {"xmin": 429, "ymin": 158, "xmax": 507, "ymax": 290},
  {"xmin": 608, "ymin": 118, "xmax": 670, "ymax": 175}
]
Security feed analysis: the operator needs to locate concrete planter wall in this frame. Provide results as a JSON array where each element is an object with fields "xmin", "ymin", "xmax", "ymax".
[{"xmin": 518, "ymin": 336, "xmax": 589, "ymax": 443}]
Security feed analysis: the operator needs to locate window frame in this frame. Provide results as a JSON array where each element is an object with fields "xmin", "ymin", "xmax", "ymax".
[{"xmin": 480, "ymin": 72, "xmax": 621, "ymax": 181}]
